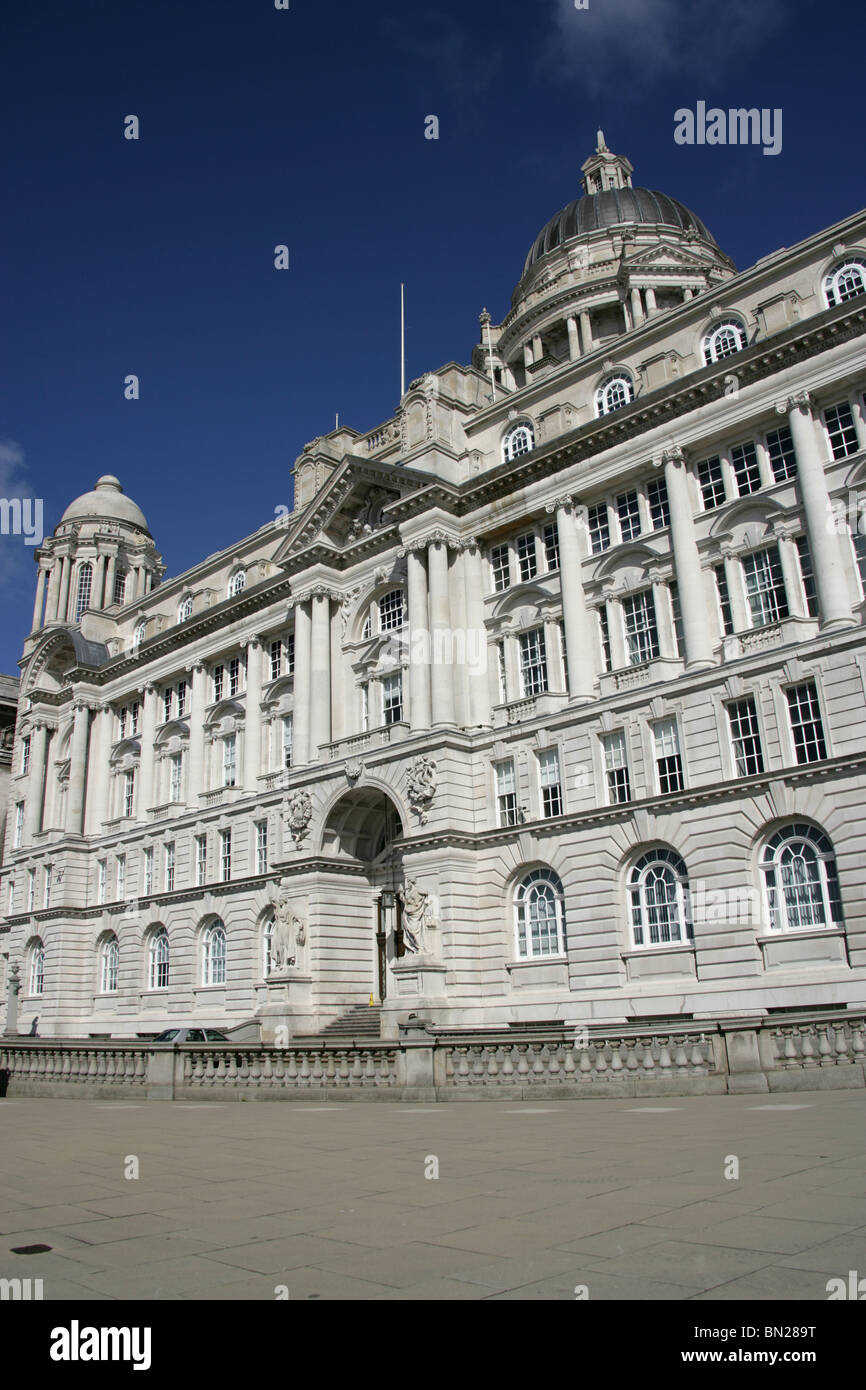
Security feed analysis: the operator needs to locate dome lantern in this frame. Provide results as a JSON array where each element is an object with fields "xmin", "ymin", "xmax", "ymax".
[{"xmin": 581, "ymin": 129, "xmax": 634, "ymax": 196}]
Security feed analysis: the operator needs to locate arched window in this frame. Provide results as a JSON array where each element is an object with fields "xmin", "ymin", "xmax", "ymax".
[
  {"xmin": 628, "ymin": 848, "xmax": 692, "ymax": 948},
  {"xmin": 502, "ymin": 420, "xmax": 535, "ymax": 463},
  {"xmin": 148, "ymin": 929, "xmax": 169, "ymax": 990},
  {"xmin": 202, "ymin": 921, "xmax": 226, "ymax": 986},
  {"xmin": 75, "ymin": 564, "xmax": 93, "ymax": 620},
  {"xmin": 228, "ymin": 570, "xmax": 246, "ymax": 598},
  {"xmin": 133, "ymin": 620, "xmax": 146, "ymax": 650},
  {"xmin": 263, "ymin": 914, "xmax": 275, "ymax": 978},
  {"xmin": 113, "ymin": 571, "xmax": 127, "ymax": 606},
  {"xmin": 514, "ymin": 868, "xmax": 565, "ymax": 959},
  {"xmin": 27, "ymin": 939, "xmax": 45, "ymax": 995},
  {"xmin": 701, "ymin": 320, "xmax": 747, "ymax": 365},
  {"xmin": 595, "ymin": 375, "xmax": 634, "ymax": 416},
  {"xmin": 760, "ymin": 824, "xmax": 843, "ymax": 933},
  {"xmin": 99, "ymin": 936, "xmax": 119, "ymax": 993},
  {"xmin": 377, "ymin": 589, "xmax": 405, "ymax": 633},
  {"xmin": 824, "ymin": 260, "xmax": 866, "ymax": 309},
  {"xmin": 178, "ymin": 596, "xmax": 193, "ymax": 624}
]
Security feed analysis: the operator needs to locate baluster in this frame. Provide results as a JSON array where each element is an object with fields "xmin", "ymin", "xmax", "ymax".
[
  {"xmin": 657, "ymin": 1037, "xmax": 673, "ymax": 1073},
  {"xmin": 516, "ymin": 1045, "xmax": 530, "ymax": 1077},
  {"xmin": 817, "ymin": 1027, "xmax": 834, "ymax": 1065},
  {"xmin": 690, "ymin": 1038, "xmax": 706, "ymax": 1073},
  {"xmin": 834, "ymin": 1026, "xmax": 850, "ymax": 1064},
  {"xmin": 609, "ymin": 1041, "xmax": 624, "ymax": 1074},
  {"xmin": 298, "ymin": 1053, "xmax": 312, "ymax": 1086},
  {"xmin": 641, "ymin": 1039, "xmax": 655, "ymax": 1073},
  {"xmin": 625, "ymin": 1039, "xmax": 640, "ymax": 1071},
  {"xmin": 799, "ymin": 1029, "xmax": 817, "ymax": 1067},
  {"xmin": 501, "ymin": 1046, "xmax": 515, "ymax": 1079},
  {"xmin": 673, "ymin": 1040, "xmax": 689, "ymax": 1074},
  {"xmin": 850, "ymin": 1024, "xmax": 865, "ymax": 1059}
]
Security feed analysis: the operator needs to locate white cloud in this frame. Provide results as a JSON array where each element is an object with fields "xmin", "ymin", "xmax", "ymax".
[{"xmin": 547, "ymin": 0, "xmax": 785, "ymax": 94}]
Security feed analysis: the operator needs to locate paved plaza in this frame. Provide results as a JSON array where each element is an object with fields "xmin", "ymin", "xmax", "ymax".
[{"xmin": 0, "ymin": 1090, "xmax": 864, "ymax": 1301}]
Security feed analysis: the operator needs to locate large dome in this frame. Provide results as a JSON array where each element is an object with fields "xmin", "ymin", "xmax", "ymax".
[
  {"xmin": 524, "ymin": 186, "xmax": 721, "ymax": 276},
  {"xmin": 60, "ymin": 475, "xmax": 150, "ymax": 532}
]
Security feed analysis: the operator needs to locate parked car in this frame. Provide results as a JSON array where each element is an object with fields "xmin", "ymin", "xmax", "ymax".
[{"xmin": 151, "ymin": 1027, "xmax": 229, "ymax": 1043}]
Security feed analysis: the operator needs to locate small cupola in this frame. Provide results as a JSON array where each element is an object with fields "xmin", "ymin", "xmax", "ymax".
[{"xmin": 580, "ymin": 129, "xmax": 634, "ymax": 195}]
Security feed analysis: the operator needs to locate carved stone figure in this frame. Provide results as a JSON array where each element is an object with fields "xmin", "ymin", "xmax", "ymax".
[
  {"xmin": 398, "ymin": 879, "xmax": 437, "ymax": 955},
  {"xmin": 283, "ymin": 789, "xmax": 313, "ymax": 848},
  {"xmin": 406, "ymin": 756, "xmax": 437, "ymax": 824},
  {"xmin": 270, "ymin": 894, "xmax": 306, "ymax": 974}
]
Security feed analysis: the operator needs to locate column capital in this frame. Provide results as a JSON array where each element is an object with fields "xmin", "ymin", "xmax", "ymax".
[
  {"xmin": 661, "ymin": 445, "xmax": 688, "ymax": 468},
  {"xmin": 457, "ymin": 536, "xmax": 481, "ymax": 554},
  {"xmin": 545, "ymin": 493, "xmax": 577, "ymax": 515},
  {"xmin": 426, "ymin": 528, "xmax": 459, "ymax": 551},
  {"xmin": 771, "ymin": 519, "xmax": 800, "ymax": 541},
  {"xmin": 293, "ymin": 584, "xmax": 338, "ymax": 605},
  {"xmin": 775, "ymin": 391, "xmax": 813, "ymax": 416}
]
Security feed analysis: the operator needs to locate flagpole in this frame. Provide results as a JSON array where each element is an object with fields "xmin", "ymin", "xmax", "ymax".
[{"xmin": 400, "ymin": 282, "xmax": 406, "ymax": 399}]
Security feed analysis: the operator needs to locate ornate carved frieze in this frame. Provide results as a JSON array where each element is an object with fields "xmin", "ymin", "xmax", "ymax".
[{"xmin": 406, "ymin": 755, "xmax": 437, "ymax": 824}]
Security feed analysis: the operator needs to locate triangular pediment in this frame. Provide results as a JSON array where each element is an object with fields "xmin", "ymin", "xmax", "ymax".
[
  {"xmin": 273, "ymin": 457, "xmax": 430, "ymax": 563},
  {"xmin": 623, "ymin": 241, "xmax": 714, "ymax": 273}
]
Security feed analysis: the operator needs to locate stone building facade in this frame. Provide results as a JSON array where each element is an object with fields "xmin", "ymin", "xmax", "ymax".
[{"xmin": 2, "ymin": 135, "xmax": 866, "ymax": 1040}]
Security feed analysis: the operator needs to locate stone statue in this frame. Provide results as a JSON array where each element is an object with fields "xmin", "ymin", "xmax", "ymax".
[
  {"xmin": 398, "ymin": 880, "xmax": 437, "ymax": 955},
  {"xmin": 406, "ymin": 756, "xmax": 437, "ymax": 824},
  {"xmin": 270, "ymin": 894, "xmax": 306, "ymax": 974},
  {"xmin": 283, "ymin": 789, "xmax": 313, "ymax": 848}
]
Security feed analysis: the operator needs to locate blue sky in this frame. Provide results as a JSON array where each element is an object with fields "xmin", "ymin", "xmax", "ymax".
[{"xmin": 1, "ymin": 0, "xmax": 863, "ymax": 674}]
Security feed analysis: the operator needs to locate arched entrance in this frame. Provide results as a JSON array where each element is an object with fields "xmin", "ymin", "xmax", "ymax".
[{"xmin": 321, "ymin": 787, "xmax": 405, "ymax": 1004}]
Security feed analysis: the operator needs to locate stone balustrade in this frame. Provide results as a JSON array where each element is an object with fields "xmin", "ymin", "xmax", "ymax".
[{"xmin": 0, "ymin": 1010, "xmax": 863, "ymax": 1102}]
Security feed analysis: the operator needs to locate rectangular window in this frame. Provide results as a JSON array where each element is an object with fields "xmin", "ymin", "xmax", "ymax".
[
  {"xmin": 360, "ymin": 684, "xmax": 369, "ymax": 732},
  {"xmin": 558, "ymin": 621, "xmax": 569, "ymax": 690},
  {"xmin": 115, "ymin": 855, "xmax": 125, "ymax": 902},
  {"xmin": 495, "ymin": 759, "xmax": 518, "ymax": 827},
  {"xmin": 696, "ymin": 456, "xmax": 726, "ymax": 510},
  {"xmin": 195, "ymin": 835, "xmax": 207, "ymax": 887},
  {"xmin": 97, "ymin": 861, "xmax": 106, "ymax": 906},
  {"xmin": 169, "ymin": 753, "xmax": 183, "ymax": 803},
  {"xmin": 727, "ymin": 697, "xmax": 765, "ymax": 777},
  {"xmin": 123, "ymin": 770, "xmax": 135, "ymax": 818},
  {"xmin": 538, "ymin": 749, "xmax": 563, "ymax": 818},
  {"xmin": 14, "ymin": 802, "xmax": 24, "ymax": 848},
  {"xmin": 516, "ymin": 532, "xmax": 538, "ymax": 582},
  {"xmin": 824, "ymin": 401, "xmax": 859, "ymax": 460},
  {"xmin": 220, "ymin": 829, "xmax": 231, "ymax": 882},
  {"xmin": 653, "ymin": 718, "xmax": 684, "ymax": 795},
  {"xmin": 118, "ymin": 706, "xmax": 128, "ymax": 739},
  {"xmin": 383, "ymin": 672, "xmax": 403, "ymax": 725},
  {"xmin": 270, "ymin": 639, "xmax": 282, "ymax": 681},
  {"xmin": 228, "ymin": 657, "xmax": 240, "ymax": 697},
  {"xmin": 766, "ymin": 425, "xmax": 798, "ymax": 481},
  {"xmin": 285, "ymin": 633, "xmax": 295, "ymax": 676},
  {"xmin": 617, "ymin": 490, "xmax": 641, "ymax": 542},
  {"xmin": 742, "ymin": 546, "xmax": 789, "ymax": 627},
  {"xmin": 7, "ymin": 878, "xmax": 13, "ymax": 916},
  {"xmin": 543, "ymin": 523, "xmax": 560, "ymax": 572},
  {"xmin": 163, "ymin": 687, "xmax": 173, "ymax": 723},
  {"xmin": 282, "ymin": 715, "xmax": 293, "ymax": 769},
  {"xmin": 622, "ymin": 591, "xmax": 660, "ymax": 665},
  {"xmin": 213, "ymin": 664, "xmax": 224, "ymax": 702},
  {"xmin": 496, "ymin": 641, "xmax": 506, "ymax": 703},
  {"xmin": 794, "ymin": 536, "xmax": 819, "ymax": 617},
  {"xmin": 143, "ymin": 847, "xmax": 153, "ymax": 896},
  {"xmin": 519, "ymin": 628, "xmax": 548, "ymax": 696},
  {"xmin": 730, "ymin": 441, "xmax": 762, "ymax": 496},
  {"xmin": 598, "ymin": 606, "xmax": 612, "ymax": 672},
  {"xmin": 852, "ymin": 529, "xmax": 866, "ymax": 597},
  {"xmin": 603, "ymin": 730, "xmax": 631, "ymax": 804},
  {"xmin": 21, "ymin": 736, "xmax": 31, "ymax": 776},
  {"xmin": 43, "ymin": 865, "xmax": 52, "ymax": 910},
  {"xmin": 588, "ymin": 502, "xmax": 611, "ymax": 554},
  {"xmin": 379, "ymin": 590, "xmax": 404, "ymax": 632},
  {"xmin": 669, "ymin": 583, "xmax": 684, "ymax": 659},
  {"xmin": 647, "ymin": 478, "xmax": 670, "ymax": 530},
  {"xmin": 256, "ymin": 821, "xmax": 268, "ymax": 875},
  {"xmin": 27, "ymin": 868, "xmax": 36, "ymax": 912},
  {"xmin": 490, "ymin": 544, "xmax": 510, "ymax": 592},
  {"xmin": 176, "ymin": 681, "xmax": 187, "ymax": 717},
  {"xmin": 164, "ymin": 842, "xmax": 175, "ymax": 893},
  {"xmin": 223, "ymin": 734, "xmax": 237, "ymax": 787},
  {"xmin": 786, "ymin": 682, "xmax": 827, "ymax": 764},
  {"xmin": 130, "ymin": 701, "xmax": 140, "ymax": 735},
  {"xmin": 714, "ymin": 565, "xmax": 735, "ymax": 636}
]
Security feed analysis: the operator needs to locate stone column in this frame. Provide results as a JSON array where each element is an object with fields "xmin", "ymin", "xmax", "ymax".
[
  {"xmin": 57, "ymin": 555, "xmax": 71, "ymax": 623},
  {"xmin": 428, "ymin": 538, "xmax": 455, "ymax": 725},
  {"xmin": 722, "ymin": 547, "xmax": 750, "ymax": 633},
  {"xmin": 31, "ymin": 563, "xmax": 47, "ymax": 632},
  {"xmin": 137, "ymin": 684, "xmax": 158, "ymax": 818},
  {"xmin": 606, "ymin": 596, "xmax": 628, "ymax": 670},
  {"xmin": 243, "ymin": 638, "xmax": 263, "ymax": 792},
  {"xmin": 309, "ymin": 591, "xmax": 332, "ymax": 759},
  {"xmin": 406, "ymin": 545, "xmax": 432, "ymax": 731},
  {"xmin": 580, "ymin": 310, "xmax": 593, "ymax": 354},
  {"xmin": 24, "ymin": 723, "xmax": 48, "ymax": 842},
  {"xmin": 292, "ymin": 599, "xmax": 312, "ymax": 765},
  {"xmin": 65, "ymin": 701, "xmax": 91, "ymax": 834},
  {"xmin": 462, "ymin": 540, "xmax": 491, "ymax": 727},
  {"xmin": 95, "ymin": 553, "xmax": 109, "ymax": 609},
  {"xmin": 547, "ymin": 496, "xmax": 594, "ymax": 701},
  {"xmin": 105, "ymin": 552, "xmax": 118, "ymax": 607},
  {"xmin": 45, "ymin": 559, "xmax": 60, "ymax": 623},
  {"xmin": 630, "ymin": 287, "xmax": 645, "ymax": 326},
  {"xmin": 187, "ymin": 662, "xmax": 207, "ymax": 802},
  {"xmin": 663, "ymin": 447, "xmax": 715, "ymax": 669},
  {"xmin": 777, "ymin": 393, "xmax": 855, "ymax": 630},
  {"xmin": 774, "ymin": 525, "xmax": 807, "ymax": 619},
  {"xmin": 532, "ymin": 334, "xmax": 543, "ymax": 362},
  {"xmin": 566, "ymin": 316, "xmax": 580, "ymax": 361},
  {"xmin": 330, "ymin": 600, "xmax": 346, "ymax": 744},
  {"xmin": 86, "ymin": 705, "xmax": 114, "ymax": 834},
  {"xmin": 645, "ymin": 286, "xmax": 658, "ymax": 316}
]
